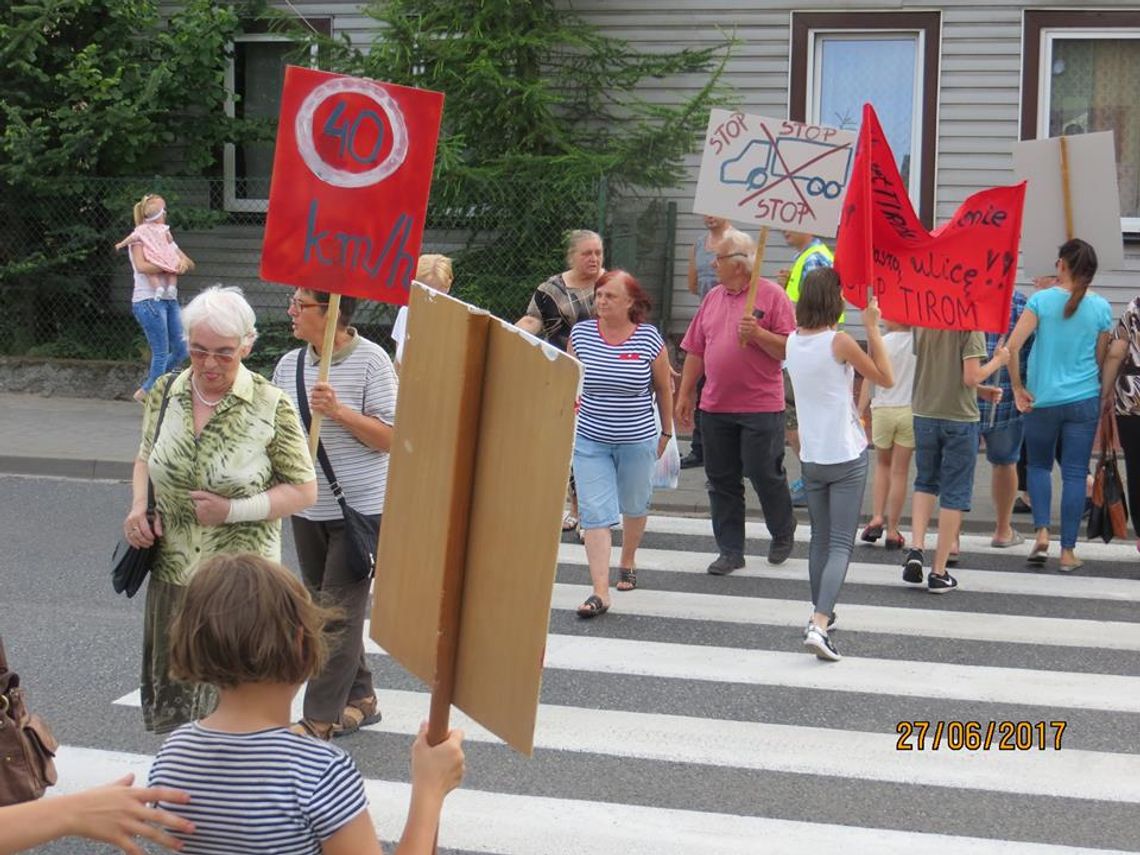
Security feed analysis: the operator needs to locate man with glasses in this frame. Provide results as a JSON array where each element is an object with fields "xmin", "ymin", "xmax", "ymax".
[{"xmin": 675, "ymin": 231, "xmax": 798, "ymax": 573}]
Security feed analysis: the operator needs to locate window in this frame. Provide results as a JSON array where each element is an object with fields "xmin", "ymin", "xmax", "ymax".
[
  {"xmin": 1022, "ymin": 11, "xmax": 1140, "ymax": 232},
  {"xmin": 791, "ymin": 12, "xmax": 940, "ymax": 228},
  {"xmin": 224, "ymin": 21, "xmax": 330, "ymax": 212}
]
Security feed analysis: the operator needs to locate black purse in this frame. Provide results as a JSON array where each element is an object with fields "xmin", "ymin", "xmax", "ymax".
[
  {"xmin": 111, "ymin": 377, "xmax": 173, "ymax": 598},
  {"xmin": 295, "ymin": 353, "xmax": 381, "ymax": 582}
]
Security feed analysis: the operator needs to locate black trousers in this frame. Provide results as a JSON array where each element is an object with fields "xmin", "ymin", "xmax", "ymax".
[
  {"xmin": 1116, "ymin": 414, "xmax": 1140, "ymax": 538},
  {"xmin": 292, "ymin": 515, "xmax": 377, "ymax": 723},
  {"xmin": 702, "ymin": 410, "xmax": 795, "ymax": 554},
  {"xmin": 690, "ymin": 375, "xmax": 707, "ymax": 457}
]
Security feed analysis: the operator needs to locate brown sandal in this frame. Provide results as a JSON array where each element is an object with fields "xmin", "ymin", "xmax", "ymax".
[
  {"xmin": 290, "ymin": 718, "xmax": 335, "ymax": 741},
  {"xmin": 332, "ymin": 695, "xmax": 383, "ymax": 738}
]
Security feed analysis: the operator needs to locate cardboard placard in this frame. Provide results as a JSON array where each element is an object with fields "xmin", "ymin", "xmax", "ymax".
[
  {"xmin": 835, "ymin": 104, "xmax": 1026, "ymax": 333},
  {"xmin": 372, "ymin": 285, "xmax": 581, "ymax": 754},
  {"xmin": 1012, "ymin": 131, "xmax": 1125, "ymax": 277},
  {"xmin": 260, "ymin": 66, "xmax": 444, "ymax": 304},
  {"xmin": 694, "ymin": 109, "xmax": 856, "ymax": 237}
]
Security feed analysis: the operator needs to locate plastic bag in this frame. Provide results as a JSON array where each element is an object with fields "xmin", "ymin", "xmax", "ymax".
[{"xmin": 652, "ymin": 434, "xmax": 681, "ymax": 490}]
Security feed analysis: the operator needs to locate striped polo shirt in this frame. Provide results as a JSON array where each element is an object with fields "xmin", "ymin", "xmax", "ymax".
[
  {"xmin": 148, "ymin": 724, "xmax": 369, "ymax": 853},
  {"xmin": 570, "ymin": 319, "xmax": 665, "ymax": 444},
  {"xmin": 274, "ymin": 331, "xmax": 398, "ymax": 519}
]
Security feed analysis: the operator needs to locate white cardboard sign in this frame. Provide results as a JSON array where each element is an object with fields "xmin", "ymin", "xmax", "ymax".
[
  {"xmin": 693, "ymin": 109, "xmax": 856, "ymax": 237},
  {"xmin": 1011, "ymin": 131, "xmax": 1124, "ymax": 277}
]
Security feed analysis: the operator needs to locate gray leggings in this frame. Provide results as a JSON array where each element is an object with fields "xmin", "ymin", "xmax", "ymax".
[{"xmin": 802, "ymin": 450, "xmax": 869, "ymax": 616}]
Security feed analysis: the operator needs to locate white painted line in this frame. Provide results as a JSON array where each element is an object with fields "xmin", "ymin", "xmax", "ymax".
[
  {"xmin": 52, "ymin": 745, "xmax": 1129, "ymax": 855},
  {"xmin": 115, "ymin": 630, "xmax": 1140, "ymax": 715},
  {"xmin": 557, "ymin": 543, "xmax": 1140, "ymax": 603},
  {"xmin": 642, "ymin": 514, "xmax": 1140, "ymax": 562},
  {"xmin": 546, "ymin": 584, "xmax": 1140, "ymax": 651}
]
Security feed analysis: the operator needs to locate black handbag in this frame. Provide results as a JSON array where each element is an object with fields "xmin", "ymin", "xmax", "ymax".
[
  {"xmin": 111, "ymin": 377, "xmax": 173, "ymax": 598},
  {"xmin": 295, "ymin": 353, "xmax": 381, "ymax": 582}
]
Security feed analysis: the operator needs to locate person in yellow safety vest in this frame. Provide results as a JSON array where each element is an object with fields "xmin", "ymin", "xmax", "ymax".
[
  {"xmin": 778, "ymin": 231, "xmax": 836, "ymax": 507},
  {"xmin": 778, "ymin": 231, "xmax": 835, "ymax": 303}
]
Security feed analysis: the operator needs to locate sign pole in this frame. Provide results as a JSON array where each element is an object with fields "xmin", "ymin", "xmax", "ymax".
[
  {"xmin": 307, "ymin": 293, "xmax": 341, "ymax": 460},
  {"xmin": 740, "ymin": 226, "xmax": 770, "ymax": 345},
  {"xmin": 1059, "ymin": 135, "xmax": 1075, "ymax": 241}
]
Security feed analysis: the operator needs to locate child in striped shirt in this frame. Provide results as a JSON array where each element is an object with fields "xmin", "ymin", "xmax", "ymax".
[{"xmin": 148, "ymin": 553, "xmax": 465, "ymax": 855}]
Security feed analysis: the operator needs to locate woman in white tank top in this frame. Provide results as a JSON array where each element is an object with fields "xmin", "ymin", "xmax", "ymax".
[{"xmin": 784, "ymin": 269, "xmax": 895, "ymax": 661}]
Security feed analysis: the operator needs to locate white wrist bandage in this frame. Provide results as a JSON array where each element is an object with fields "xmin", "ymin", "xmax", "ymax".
[{"xmin": 225, "ymin": 492, "xmax": 271, "ymax": 523}]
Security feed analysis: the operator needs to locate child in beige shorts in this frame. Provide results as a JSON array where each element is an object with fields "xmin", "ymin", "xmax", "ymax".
[{"xmin": 858, "ymin": 320, "xmax": 916, "ymax": 549}]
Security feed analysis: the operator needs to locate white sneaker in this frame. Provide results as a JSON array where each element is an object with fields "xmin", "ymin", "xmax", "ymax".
[{"xmin": 803, "ymin": 625, "xmax": 841, "ymax": 661}]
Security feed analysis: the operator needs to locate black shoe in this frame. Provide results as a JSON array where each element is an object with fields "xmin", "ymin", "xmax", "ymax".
[
  {"xmin": 902, "ymin": 548, "xmax": 925, "ymax": 585},
  {"xmin": 679, "ymin": 452, "xmax": 704, "ymax": 469},
  {"xmin": 1013, "ymin": 496, "xmax": 1032, "ymax": 514},
  {"xmin": 767, "ymin": 535, "xmax": 795, "ymax": 566},
  {"xmin": 707, "ymin": 552, "xmax": 745, "ymax": 575},
  {"xmin": 928, "ymin": 570, "xmax": 959, "ymax": 594}
]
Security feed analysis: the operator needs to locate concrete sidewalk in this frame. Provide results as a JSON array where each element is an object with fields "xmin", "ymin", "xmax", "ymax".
[{"xmin": 0, "ymin": 392, "xmax": 1037, "ymax": 533}]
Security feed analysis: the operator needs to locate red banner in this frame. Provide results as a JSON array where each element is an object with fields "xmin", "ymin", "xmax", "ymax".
[
  {"xmin": 835, "ymin": 104, "xmax": 1026, "ymax": 332},
  {"xmin": 260, "ymin": 67, "xmax": 444, "ymax": 305}
]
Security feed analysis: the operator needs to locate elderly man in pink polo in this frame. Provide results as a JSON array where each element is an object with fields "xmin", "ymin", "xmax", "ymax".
[{"xmin": 675, "ymin": 230, "xmax": 798, "ymax": 573}]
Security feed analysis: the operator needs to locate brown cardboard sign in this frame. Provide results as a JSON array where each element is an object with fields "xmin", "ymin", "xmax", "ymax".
[{"xmin": 372, "ymin": 284, "xmax": 581, "ymax": 754}]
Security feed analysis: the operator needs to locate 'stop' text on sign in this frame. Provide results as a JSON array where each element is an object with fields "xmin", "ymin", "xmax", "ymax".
[
  {"xmin": 693, "ymin": 109, "xmax": 857, "ymax": 238},
  {"xmin": 260, "ymin": 66, "xmax": 444, "ymax": 305}
]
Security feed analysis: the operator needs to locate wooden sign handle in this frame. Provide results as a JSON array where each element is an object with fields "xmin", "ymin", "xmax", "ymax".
[
  {"xmin": 739, "ymin": 226, "xmax": 770, "ymax": 347},
  {"xmin": 1060, "ymin": 135, "xmax": 1075, "ymax": 242},
  {"xmin": 306, "ymin": 293, "xmax": 341, "ymax": 460}
]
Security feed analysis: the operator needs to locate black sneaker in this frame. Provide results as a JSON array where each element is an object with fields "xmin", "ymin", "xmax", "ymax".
[
  {"xmin": 768, "ymin": 524, "xmax": 797, "ymax": 565},
  {"xmin": 803, "ymin": 625, "xmax": 841, "ymax": 661},
  {"xmin": 803, "ymin": 609, "xmax": 837, "ymax": 637},
  {"xmin": 902, "ymin": 548, "xmax": 924, "ymax": 585},
  {"xmin": 928, "ymin": 570, "xmax": 959, "ymax": 594},
  {"xmin": 679, "ymin": 452, "xmax": 704, "ymax": 470},
  {"xmin": 707, "ymin": 552, "xmax": 745, "ymax": 575}
]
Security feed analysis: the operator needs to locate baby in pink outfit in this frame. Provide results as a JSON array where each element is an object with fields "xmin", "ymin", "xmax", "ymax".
[{"xmin": 115, "ymin": 196, "xmax": 189, "ymax": 299}]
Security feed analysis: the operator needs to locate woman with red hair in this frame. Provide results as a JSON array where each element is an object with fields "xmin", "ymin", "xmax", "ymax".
[{"xmin": 567, "ymin": 270, "xmax": 674, "ymax": 617}]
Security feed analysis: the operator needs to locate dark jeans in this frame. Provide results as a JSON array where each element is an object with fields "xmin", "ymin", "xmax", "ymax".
[
  {"xmin": 702, "ymin": 410, "xmax": 795, "ymax": 554},
  {"xmin": 292, "ymin": 515, "xmax": 378, "ymax": 723},
  {"xmin": 1024, "ymin": 396, "xmax": 1099, "ymax": 549},
  {"xmin": 690, "ymin": 375, "xmax": 707, "ymax": 457},
  {"xmin": 1115, "ymin": 413, "xmax": 1140, "ymax": 538}
]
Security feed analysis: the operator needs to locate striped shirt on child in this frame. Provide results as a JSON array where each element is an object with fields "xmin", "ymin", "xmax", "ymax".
[{"xmin": 570, "ymin": 319, "xmax": 665, "ymax": 444}]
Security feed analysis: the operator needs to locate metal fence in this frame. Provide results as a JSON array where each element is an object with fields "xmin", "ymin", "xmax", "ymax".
[{"xmin": 0, "ymin": 175, "xmax": 675, "ymax": 379}]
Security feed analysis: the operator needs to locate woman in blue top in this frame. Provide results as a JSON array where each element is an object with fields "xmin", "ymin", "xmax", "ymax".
[
  {"xmin": 1008, "ymin": 239, "xmax": 1113, "ymax": 570},
  {"xmin": 567, "ymin": 270, "xmax": 674, "ymax": 617}
]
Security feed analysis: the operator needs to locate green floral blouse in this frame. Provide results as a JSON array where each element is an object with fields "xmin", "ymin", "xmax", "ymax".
[{"xmin": 139, "ymin": 366, "xmax": 316, "ymax": 585}]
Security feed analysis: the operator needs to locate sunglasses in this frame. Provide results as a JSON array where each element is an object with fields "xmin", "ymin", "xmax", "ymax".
[{"xmin": 188, "ymin": 346, "xmax": 237, "ymax": 365}]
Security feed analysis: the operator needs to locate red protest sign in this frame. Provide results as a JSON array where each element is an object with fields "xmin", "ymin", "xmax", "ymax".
[
  {"xmin": 260, "ymin": 66, "xmax": 444, "ymax": 305},
  {"xmin": 835, "ymin": 104, "xmax": 1026, "ymax": 333}
]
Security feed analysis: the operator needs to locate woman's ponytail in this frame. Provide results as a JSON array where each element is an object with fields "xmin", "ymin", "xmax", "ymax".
[{"xmin": 1059, "ymin": 238, "xmax": 1098, "ymax": 319}]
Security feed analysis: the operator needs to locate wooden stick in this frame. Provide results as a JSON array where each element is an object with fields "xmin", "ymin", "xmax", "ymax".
[
  {"xmin": 307, "ymin": 293, "xmax": 341, "ymax": 460},
  {"xmin": 1060, "ymin": 135, "xmax": 1075, "ymax": 241},
  {"xmin": 739, "ymin": 226, "xmax": 770, "ymax": 347}
]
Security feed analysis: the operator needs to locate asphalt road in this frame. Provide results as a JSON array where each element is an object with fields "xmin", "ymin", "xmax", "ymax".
[{"xmin": 3, "ymin": 473, "xmax": 1140, "ymax": 854}]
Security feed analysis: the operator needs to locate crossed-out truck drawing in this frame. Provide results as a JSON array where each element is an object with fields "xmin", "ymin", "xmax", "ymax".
[{"xmin": 721, "ymin": 137, "xmax": 853, "ymax": 199}]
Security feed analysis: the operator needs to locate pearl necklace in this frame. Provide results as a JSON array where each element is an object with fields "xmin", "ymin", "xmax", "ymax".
[{"xmin": 191, "ymin": 374, "xmax": 225, "ymax": 407}]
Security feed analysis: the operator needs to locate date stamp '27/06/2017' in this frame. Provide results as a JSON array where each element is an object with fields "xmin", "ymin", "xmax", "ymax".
[{"xmin": 896, "ymin": 720, "xmax": 1067, "ymax": 751}]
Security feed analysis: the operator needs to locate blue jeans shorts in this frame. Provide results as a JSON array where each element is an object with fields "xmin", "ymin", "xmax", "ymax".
[
  {"xmin": 572, "ymin": 436, "xmax": 657, "ymax": 529},
  {"xmin": 981, "ymin": 418, "xmax": 1024, "ymax": 466},
  {"xmin": 913, "ymin": 416, "xmax": 980, "ymax": 512}
]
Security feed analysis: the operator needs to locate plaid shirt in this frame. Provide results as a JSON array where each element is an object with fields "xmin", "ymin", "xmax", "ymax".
[{"xmin": 979, "ymin": 289, "xmax": 1031, "ymax": 429}]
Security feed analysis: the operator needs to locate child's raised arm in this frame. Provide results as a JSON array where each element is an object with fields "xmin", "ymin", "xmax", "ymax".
[{"xmin": 395, "ymin": 722, "xmax": 466, "ymax": 855}]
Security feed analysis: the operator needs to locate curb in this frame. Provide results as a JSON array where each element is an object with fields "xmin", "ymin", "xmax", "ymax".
[{"xmin": 0, "ymin": 456, "xmax": 134, "ymax": 481}]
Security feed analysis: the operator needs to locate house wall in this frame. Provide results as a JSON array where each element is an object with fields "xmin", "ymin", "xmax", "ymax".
[{"xmin": 160, "ymin": 1, "xmax": 1140, "ymax": 338}]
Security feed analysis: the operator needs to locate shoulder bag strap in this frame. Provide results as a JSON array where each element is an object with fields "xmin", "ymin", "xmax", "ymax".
[
  {"xmin": 145, "ymin": 375, "xmax": 176, "ymax": 513},
  {"xmin": 295, "ymin": 351, "xmax": 350, "ymax": 510}
]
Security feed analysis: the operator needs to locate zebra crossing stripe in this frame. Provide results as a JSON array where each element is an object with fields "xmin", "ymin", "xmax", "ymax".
[
  {"xmin": 558, "ymin": 544, "xmax": 1140, "ymax": 603},
  {"xmin": 545, "ymin": 584, "xmax": 1140, "ymax": 650},
  {"xmin": 50, "ymin": 745, "xmax": 1130, "ymax": 855}
]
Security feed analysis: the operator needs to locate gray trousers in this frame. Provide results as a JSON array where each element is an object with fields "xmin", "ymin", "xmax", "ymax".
[
  {"xmin": 802, "ymin": 450, "xmax": 869, "ymax": 616},
  {"xmin": 292, "ymin": 515, "xmax": 376, "ymax": 723}
]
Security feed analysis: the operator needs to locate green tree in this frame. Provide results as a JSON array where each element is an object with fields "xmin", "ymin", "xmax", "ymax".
[
  {"xmin": 0, "ymin": 0, "xmax": 268, "ymax": 356},
  {"xmin": 319, "ymin": 0, "xmax": 732, "ymax": 318}
]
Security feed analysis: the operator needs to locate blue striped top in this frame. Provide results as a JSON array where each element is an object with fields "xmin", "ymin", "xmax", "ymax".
[
  {"xmin": 148, "ymin": 723, "xmax": 369, "ymax": 854},
  {"xmin": 570, "ymin": 320, "xmax": 665, "ymax": 444}
]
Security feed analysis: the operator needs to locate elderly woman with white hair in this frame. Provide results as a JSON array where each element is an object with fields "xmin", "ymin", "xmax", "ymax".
[{"xmin": 121, "ymin": 285, "xmax": 317, "ymax": 733}]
